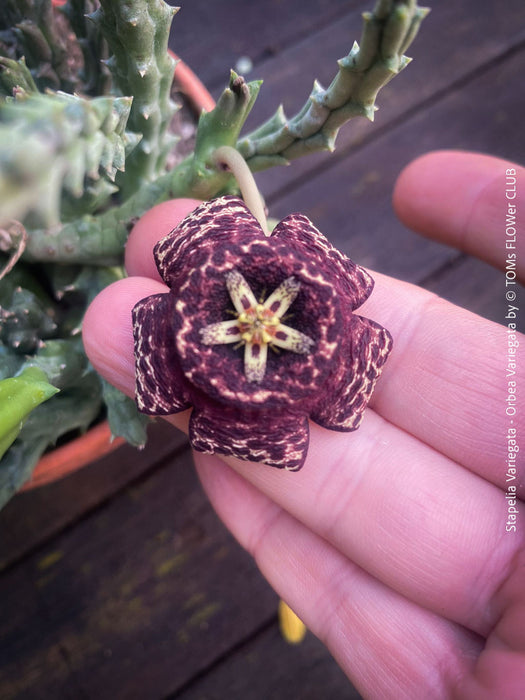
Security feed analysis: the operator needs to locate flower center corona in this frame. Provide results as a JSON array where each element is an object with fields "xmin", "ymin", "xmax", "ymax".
[
  {"xmin": 200, "ymin": 270, "xmax": 314, "ymax": 383},
  {"xmin": 238, "ymin": 304, "xmax": 280, "ymax": 345}
]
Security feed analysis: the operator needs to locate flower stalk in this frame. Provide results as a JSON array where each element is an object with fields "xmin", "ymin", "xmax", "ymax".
[{"xmin": 212, "ymin": 146, "xmax": 269, "ymax": 235}]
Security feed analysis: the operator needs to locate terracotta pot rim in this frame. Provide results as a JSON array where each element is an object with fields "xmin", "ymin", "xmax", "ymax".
[
  {"xmin": 170, "ymin": 50, "xmax": 215, "ymax": 114},
  {"xmin": 22, "ymin": 422, "xmax": 125, "ymax": 490},
  {"xmin": 23, "ymin": 55, "xmax": 214, "ymax": 491}
]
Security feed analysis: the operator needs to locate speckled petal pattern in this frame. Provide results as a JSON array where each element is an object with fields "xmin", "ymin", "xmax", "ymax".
[
  {"xmin": 310, "ymin": 314, "xmax": 393, "ymax": 431},
  {"xmin": 272, "ymin": 213, "xmax": 374, "ymax": 309},
  {"xmin": 155, "ymin": 197, "xmax": 261, "ymax": 288},
  {"xmin": 189, "ymin": 404, "xmax": 310, "ymax": 471},
  {"xmin": 172, "ymin": 237, "xmax": 341, "ymax": 408},
  {"xmin": 132, "ymin": 293, "xmax": 191, "ymax": 415}
]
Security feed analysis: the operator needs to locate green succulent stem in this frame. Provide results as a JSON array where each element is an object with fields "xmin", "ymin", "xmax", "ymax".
[
  {"xmin": 93, "ymin": 0, "xmax": 179, "ymax": 198},
  {"xmin": 0, "ymin": 56, "xmax": 38, "ymax": 97},
  {"xmin": 60, "ymin": 0, "xmax": 111, "ymax": 96},
  {"xmin": 237, "ymin": 0, "xmax": 429, "ymax": 169},
  {"xmin": 18, "ymin": 0, "xmax": 429, "ymax": 266},
  {"xmin": 7, "ymin": 3, "xmax": 428, "ymax": 264},
  {"xmin": 23, "ymin": 73, "xmax": 265, "ymax": 263},
  {"xmin": 1, "ymin": 0, "xmax": 76, "ymax": 93},
  {"xmin": 0, "ymin": 90, "xmax": 136, "ymax": 228}
]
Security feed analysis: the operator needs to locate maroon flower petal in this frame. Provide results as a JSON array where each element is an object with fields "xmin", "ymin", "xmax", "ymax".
[
  {"xmin": 154, "ymin": 196, "xmax": 262, "ymax": 288},
  {"xmin": 189, "ymin": 404, "xmax": 310, "ymax": 471},
  {"xmin": 173, "ymin": 237, "xmax": 341, "ymax": 408},
  {"xmin": 132, "ymin": 293, "xmax": 191, "ymax": 415},
  {"xmin": 310, "ymin": 315, "xmax": 392, "ymax": 431},
  {"xmin": 271, "ymin": 213, "xmax": 374, "ymax": 309}
]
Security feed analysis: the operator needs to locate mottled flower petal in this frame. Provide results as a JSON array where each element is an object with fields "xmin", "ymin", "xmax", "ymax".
[
  {"xmin": 155, "ymin": 196, "xmax": 262, "ymax": 288},
  {"xmin": 133, "ymin": 293, "xmax": 191, "ymax": 415},
  {"xmin": 271, "ymin": 325, "xmax": 314, "ymax": 353},
  {"xmin": 263, "ymin": 276, "xmax": 300, "ymax": 317},
  {"xmin": 310, "ymin": 314, "xmax": 392, "ymax": 431},
  {"xmin": 189, "ymin": 404, "xmax": 310, "ymax": 471},
  {"xmin": 225, "ymin": 270, "xmax": 258, "ymax": 314},
  {"xmin": 173, "ymin": 237, "xmax": 341, "ymax": 408},
  {"xmin": 244, "ymin": 340, "xmax": 268, "ymax": 383},
  {"xmin": 200, "ymin": 319, "xmax": 242, "ymax": 345},
  {"xmin": 272, "ymin": 213, "xmax": 374, "ymax": 309}
]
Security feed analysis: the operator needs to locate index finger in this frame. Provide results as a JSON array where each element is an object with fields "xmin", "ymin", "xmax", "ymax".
[{"xmin": 393, "ymin": 150, "xmax": 525, "ymax": 281}]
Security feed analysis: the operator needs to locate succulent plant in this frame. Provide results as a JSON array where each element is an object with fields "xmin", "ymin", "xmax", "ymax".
[{"xmin": 0, "ymin": 0, "xmax": 428, "ymax": 507}]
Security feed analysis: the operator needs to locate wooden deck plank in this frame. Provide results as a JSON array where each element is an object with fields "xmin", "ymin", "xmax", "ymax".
[
  {"xmin": 244, "ymin": 0, "xmax": 525, "ymax": 201},
  {"xmin": 421, "ymin": 255, "xmax": 522, "ymax": 331},
  {"xmin": 0, "ymin": 449, "xmax": 279, "ymax": 699},
  {"xmin": 169, "ymin": 0, "xmax": 361, "ymax": 89},
  {"xmin": 0, "ymin": 421, "xmax": 188, "ymax": 572},
  {"xmin": 0, "ymin": 564, "xmax": 89, "ymax": 699},
  {"xmin": 268, "ymin": 47, "xmax": 525, "ymax": 286},
  {"xmin": 176, "ymin": 622, "xmax": 362, "ymax": 700}
]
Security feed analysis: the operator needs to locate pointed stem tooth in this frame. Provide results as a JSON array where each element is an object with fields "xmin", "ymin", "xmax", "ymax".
[
  {"xmin": 263, "ymin": 276, "xmax": 300, "ymax": 318},
  {"xmin": 200, "ymin": 319, "xmax": 241, "ymax": 345},
  {"xmin": 244, "ymin": 341, "xmax": 268, "ymax": 383},
  {"xmin": 272, "ymin": 325, "xmax": 314, "ymax": 354},
  {"xmin": 225, "ymin": 270, "xmax": 258, "ymax": 314}
]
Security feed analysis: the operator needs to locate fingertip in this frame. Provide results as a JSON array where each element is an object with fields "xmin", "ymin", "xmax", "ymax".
[
  {"xmin": 83, "ymin": 276, "xmax": 167, "ymax": 396},
  {"xmin": 392, "ymin": 150, "xmax": 466, "ymax": 238},
  {"xmin": 393, "ymin": 150, "xmax": 522, "ymax": 268},
  {"xmin": 125, "ymin": 198, "xmax": 201, "ymax": 279}
]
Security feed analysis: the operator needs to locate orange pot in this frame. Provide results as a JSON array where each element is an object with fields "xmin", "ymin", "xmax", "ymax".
[{"xmin": 22, "ymin": 53, "xmax": 214, "ymax": 490}]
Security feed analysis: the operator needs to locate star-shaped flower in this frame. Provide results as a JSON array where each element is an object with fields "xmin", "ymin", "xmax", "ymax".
[
  {"xmin": 200, "ymin": 270, "xmax": 314, "ymax": 383},
  {"xmin": 133, "ymin": 196, "xmax": 392, "ymax": 471}
]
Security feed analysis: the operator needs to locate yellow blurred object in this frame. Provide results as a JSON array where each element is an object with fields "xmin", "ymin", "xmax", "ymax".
[{"xmin": 278, "ymin": 600, "xmax": 307, "ymax": 644}]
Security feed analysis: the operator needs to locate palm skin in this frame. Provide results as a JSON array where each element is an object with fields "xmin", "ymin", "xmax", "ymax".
[{"xmin": 84, "ymin": 151, "xmax": 524, "ymax": 699}]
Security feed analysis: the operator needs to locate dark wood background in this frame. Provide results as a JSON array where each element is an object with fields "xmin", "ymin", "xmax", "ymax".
[{"xmin": 1, "ymin": 1, "xmax": 524, "ymax": 698}]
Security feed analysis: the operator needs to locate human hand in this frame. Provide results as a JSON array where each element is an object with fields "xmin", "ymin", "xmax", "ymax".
[{"xmin": 83, "ymin": 151, "xmax": 524, "ymax": 699}]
